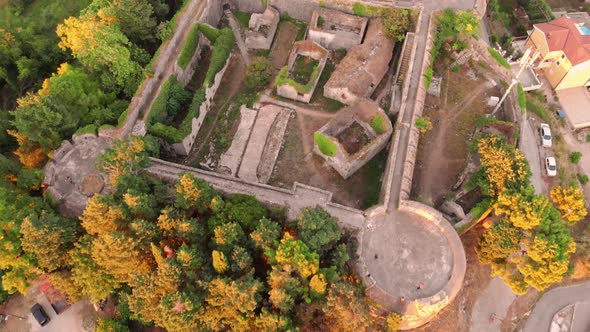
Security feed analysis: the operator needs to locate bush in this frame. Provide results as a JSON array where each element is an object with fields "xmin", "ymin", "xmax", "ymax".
[
  {"xmin": 415, "ymin": 117, "xmax": 432, "ymax": 133},
  {"xmin": 205, "ymin": 28, "xmax": 235, "ymax": 85},
  {"xmin": 424, "ymin": 66, "xmax": 433, "ymax": 89},
  {"xmin": 74, "ymin": 124, "xmax": 97, "ymax": 136},
  {"xmin": 469, "ymin": 198, "xmax": 492, "ymax": 220},
  {"xmin": 451, "ymin": 64, "xmax": 461, "ymax": 72},
  {"xmin": 314, "ymin": 132, "xmax": 338, "ymax": 157},
  {"xmin": 177, "ymin": 25, "xmax": 201, "ymax": 69},
  {"xmin": 383, "ymin": 9, "xmax": 410, "ymax": 41},
  {"xmin": 371, "ymin": 115, "xmax": 387, "ymax": 134},
  {"xmin": 147, "ymin": 76, "xmax": 175, "ymax": 125},
  {"xmin": 586, "ymin": 134, "xmax": 590, "ymax": 142},
  {"xmin": 570, "ymin": 151, "xmax": 582, "ymax": 164},
  {"xmin": 197, "ymin": 23, "xmax": 222, "ymax": 41},
  {"xmin": 525, "ymin": 94, "xmax": 550, "ymax": 122},
  {"xmin": 578, "ymin": 173, "xmax": 589, "ymax": 185},
  {"xmin": 352, "ymin": 3, "xmax": 367, "ymax": 16},
  {"xmin": 487, "ymin": 47, "xmax": 511, "ymax": 69},
  {"xmin": 244, "ymin": 57, "xmax": 273, "ymax": 91}
]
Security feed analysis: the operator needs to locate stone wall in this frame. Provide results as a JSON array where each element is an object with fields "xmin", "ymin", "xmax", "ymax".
[
  {"xmin": 171, "ymin": 54, "xmax": 233, "ymax": 155},
  {"xmin": 245, "ymin": 6, "xmax": 280, "ymax": 50},
  {"xmin": 228, "ymin": 0, "xmax": 266, "ymax": 13},
  {"xmin": 398, "ymin": 13, "xmax": 436, "ymax": 202},
  {"xmin": 308, "ymin": 8, "xmax": 368, "ymax": 50},
  {"xmin": 147, "ymin": 158, "xmax": 366, "ymax": 231},
  {"xmin": 398, "ymin": 200, "xmax": 467, "ymax": 330}
]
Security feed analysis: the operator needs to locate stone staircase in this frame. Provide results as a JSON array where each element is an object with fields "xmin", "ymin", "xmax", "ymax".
[{"xmin": 395, "ymin": 33, "xmax": 415, "ymax": 85}]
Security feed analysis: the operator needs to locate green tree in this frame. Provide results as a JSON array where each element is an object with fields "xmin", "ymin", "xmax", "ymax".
[
  {"xmin": 94, "ymin": 317, "xmax": 130, "ymax": 332},
  {"xmin": 296, "ymin": 207, "xmax": 342, "ymax": 255},
  {"xmin": 250, "ymin": 217, "xmax": 281, "ymax": 250},
  {"xmin": 175, "ymin": 173, "xmax": 216, "ymax": 213},
  {"xmin": 20, "ymin": 212, "xmax": 79, "ymax": 272}
]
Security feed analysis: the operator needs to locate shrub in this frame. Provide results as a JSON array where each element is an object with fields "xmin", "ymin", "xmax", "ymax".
[
  {"xmin": 487, "ymin": 47, "xmax": 511, "ymax": 69},
  {"xmin": 371, "ymin": 115, "xmax": 387, "ymax": 134},
  {"xmin": 570, "ymin": 151, "xmax": 582, "ymax": 164},
  {"xmin": 415, "ymin": 117, "xmax": 432, "ymax": 133},
  {"xmin": 205, "ymin": 28, "xmax": 235, "ymax": 85},
  {"xmin": 451, "ymin": 64, "xmax": 461, "ymax": 72},
  {"xmin": 314, "ymin": 132, "xmax": 338, "ymax": 157},
  {"xmin": 586, "ymin": 134, "xmax": 590, "ymax": 142},
  {"xmin": 198, "ymin": 23, "xmax": 222, "ymax": 41},
  {"xmin": 352, "ymin": 3, "xmax": 367, "ymax": 16},
  {"xmin": 244, "ymin": 56, "xmax": 273, "ymax": 91},
  {"xmin": 517, "ymin": 83, "xmax": 526, "ymax": 114},
  {"xmin": 469, "ymin": 198, "xmax": 492, "ymax": 220},
  {"xmin": 424, "ymin": 66, "xmax": 433, "ymax": 89},
  {"xmin": 147, "ymin": 76, "xmax": 175, "ymax": 125},
  {"xmin": 383, "ymin": 8, "xmax": 410, "ymax": 41},
  {"xmin": 177, "ymin": 25, "xmax": 201, "ymax": 69},
  {"xmin": 578, "ymin": 173, "xmax": 589, "ymax": 185},
  {"xmin": 74, "ymin": 124, "xmax": 97, "ymax": 136}
]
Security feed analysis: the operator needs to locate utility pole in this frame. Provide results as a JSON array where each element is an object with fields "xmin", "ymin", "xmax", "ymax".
[{"xmin": 491, "ymin": 48, "xmax": 540, "ymax": 117}]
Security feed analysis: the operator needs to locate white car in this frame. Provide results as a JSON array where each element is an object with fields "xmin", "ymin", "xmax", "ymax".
[
  {"xmin": 540, "ymin": 123, "xmax": 552, "ymax": 147},
  {"xmin": 545, "ymin": 157, "xmax": 557, "ymax": 177}
]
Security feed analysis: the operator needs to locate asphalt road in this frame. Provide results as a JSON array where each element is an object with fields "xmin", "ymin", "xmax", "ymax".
[
  {"xmin": 519, "ymin": 118, "xmax": 547, "ymax": 194},
  {"xmin": 524, "ymin": 282, "xmax": 590, "ymax": 332}
]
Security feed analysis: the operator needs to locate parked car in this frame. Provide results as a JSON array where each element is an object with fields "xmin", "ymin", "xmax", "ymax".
[
  {"xmin": 540, "ymin": 123, "xmax": 552, "ymax": 147},
  {"xmin": 31, "ymin": 303, "xmax": 50, "ymax": 326},
  {"xmin": 545, "ymin": 157, "xmax": 557, "ymax": 177}
]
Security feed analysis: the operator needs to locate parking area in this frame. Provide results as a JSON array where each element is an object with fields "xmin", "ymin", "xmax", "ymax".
[
  {"xmin": 0, "ymin": 285, "xmax": 97, "ymax": 332},
  {"xmin": 522, "ymin": 116, "xmax": 561, "ymax": 194}
]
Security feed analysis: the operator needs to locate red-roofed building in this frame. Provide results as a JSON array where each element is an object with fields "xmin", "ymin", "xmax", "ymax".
[{"xmin": 525, "ymin": 16, "xmax": 590, "ymax": 90}]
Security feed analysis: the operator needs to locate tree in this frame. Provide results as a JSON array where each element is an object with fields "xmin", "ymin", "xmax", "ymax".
[
  {"xmin": 213, "ymin": 223, "xmax": 247, "ymax": 253},
  {"xmin": 383, "ymin": 9, "xmax": 410, "ymax": 41},
  {"xmin": 20, "ymin": 212, "xmax": 79, "ymax": 272},
  {"xmin": 477, "ymin": 135, "xmax": 529, "ymax": 196},
  {"xmin": 222, "ymin": 194, "xmax": 267, "ymax": 232},
  {"xmin": 323, "ymin": 282, "xmax": 371, "ymax": 332},
  {"xmin": 272, "ymin": 233, "xmax": 320, "ymax": 280},
  {"xmin": 199, "ymin": 277, "xmax": 262, "ymax": 331},
  {"xmin": 175, "ymin": 173, "xmax": 216, "ymax": 213},
  {"xmin": 6, "ymin": 129, "xmax": 47, "ymax": 168},
  {"xmin": 91, "ymin": 231, "xmax": 152, "ymax": 283},
  {"xmin": 252, "ymin": 308, "xmax": 291, "ymax": 332},
  {"xmin": 296, "ymin": 207, "xmax": 342, "ymax": 255},
  {"xmin": 212, "ymin": 250, "xmax": 229, "ymax": 274},
  {"xmin": 80, "ymin": 195, "xmax": 125, "ymax": 236},
  {"xmin": 56, "ymin": 11, "xmax": 142, "ymax": 95},
  {"xmin": 550, "ymin": 186, "xmax": 588, "ymax": 224},
  {"xmin": 495, "ymin": 186, "xmax": 549, "ymax": 230},
  {"xmin": 69, "ymin": 235, "xmax": 119, "ymax": 302},
  {"xmin": 250, "ymin": 217, "xmax": 281, "ymax": 250},
  {"xmin": 97, "ymin": 136, "xmax": 151, "ymax": 188},
  {"xmin": 94, "ymin": 317, "xmax": 130, "ymax": 332},
  {"xmin": 386, "ymin": 312, "xmax": 403, "ymax": 331},
  {"xmin": 267, "ymin": 267, "xmax": 304, "ymax": 312},
  {"xmin": 244, "ymin": 57, "xmax": 273, "ymax": 91},
  {"xmin": 109, "ymin": 0, "xmax": 158, "ymax": 45}
]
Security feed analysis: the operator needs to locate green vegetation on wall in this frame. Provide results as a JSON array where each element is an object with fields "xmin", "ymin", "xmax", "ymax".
[
  {"xmin": 275, "ymin": 65, "xmax": 321, "ymax": 94},
  {"xmin": 487, "ymin": 47, "xmax": 511, "ymax": 69},
  {"xmin": 517, "ymin": 83, "xmax": 526, "ymax": 114},
  {"xmin": 177, "ymin": 25, "xmax": 201, "ymax": 69},
  {"xmin": 314, "ymin": 132, "xmax": 338, "ymax": 157},
  {"xmin": 370, "ymin": 115, "xmax": 387, "ymax": 134}
]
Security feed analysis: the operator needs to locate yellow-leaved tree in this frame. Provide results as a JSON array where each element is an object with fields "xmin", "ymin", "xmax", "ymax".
[{"xmin": 550, "ymin": 186, "xmax": 588, "ymax": 224}]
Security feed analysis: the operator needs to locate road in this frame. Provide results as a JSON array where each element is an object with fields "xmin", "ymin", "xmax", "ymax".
[
  {"xmin": 520, "ymin": 117, "xmax": 546, "ymax": 194},
  {"xmin": 524, "ymin": 282, "xmax": 590, "ymax": 332},
  {"xmin": 470, "ymin": 277, "xmax": 517, "ymax": 332}
]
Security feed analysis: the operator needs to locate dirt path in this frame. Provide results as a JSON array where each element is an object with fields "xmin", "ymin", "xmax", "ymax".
[
  {"xmin": 184, "ymin": 54, "xmax": 245, "ymax": 165},
  {"xmin": 270, "ymin": 22, "xmax": 299, "ymax": 70},
  {"xmin": 415, "ymin": 80, "xmax": 489, "ymax": 204}
]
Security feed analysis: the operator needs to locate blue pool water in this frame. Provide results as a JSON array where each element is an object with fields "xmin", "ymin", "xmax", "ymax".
[{"xmin": 580, "ymin": 26, "xmax": 590, "ymax": 35}]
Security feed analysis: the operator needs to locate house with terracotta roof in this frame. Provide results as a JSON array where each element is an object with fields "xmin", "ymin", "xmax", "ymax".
[{"xmin": 525, "ymin": 16, "xmax": 590, "ymax": 90}]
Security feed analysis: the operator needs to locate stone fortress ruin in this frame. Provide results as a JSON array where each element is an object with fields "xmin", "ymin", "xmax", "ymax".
[
  {"xmin": 308, "ymin": 7, "xmax": 368, "ymax": 50},
  {"xmin": 276, "ymin": 40, "xmax": 328, "ymax": 103},
  {"xmin": 245, "ymin": 6, "xmax": 280, "ymax": 50},
  {"xmin": 324, "ymin": 19, "xmax": 395, "ymax": 105},
  {"xmin": 44, "ymin": 0, "xmax": 471, "ymax": 329},
  {"xmin": 313, "ymin": 99, "xmax": 393, "ymax": 178}
]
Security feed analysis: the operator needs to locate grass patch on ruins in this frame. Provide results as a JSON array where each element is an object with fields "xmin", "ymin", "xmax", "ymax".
[
  {"xmin": 234, "ymin": 11, "xmax": 251, "ymax": 29},
  {"xmin": 279, "ymin": 13, "xmax": 308, "ymax": 41},
  {"xmin": 487, "ymin": 47, "xmax": 511, "ymax": 69},
  {"xmin": 291, "ymin": 55, "xmax": 319, "ymax": 85},
  {"xmin": 275, "ymin": 65, "xmax": 320, "ymax": 94},
  {"xmin": 314, "ymin": 132, "xmax": 338, "ymax": 157},
  {"xmin": 525, "ymin": 93, "xmax": 550, "ymax": 122},
  {"xmin": 371, "ymin": 115, "xmax": 386, "ymax": 134}
]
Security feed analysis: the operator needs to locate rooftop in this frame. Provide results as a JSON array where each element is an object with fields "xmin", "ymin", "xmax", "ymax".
[{"xmin": 534, "ymin": 16, "xmax": 590, "ymax": 65}]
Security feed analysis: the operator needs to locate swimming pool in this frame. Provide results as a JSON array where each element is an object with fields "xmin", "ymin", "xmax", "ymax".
[{"xmin": 580, "ymin": 26, "xmax": 590, "ymax": 35}]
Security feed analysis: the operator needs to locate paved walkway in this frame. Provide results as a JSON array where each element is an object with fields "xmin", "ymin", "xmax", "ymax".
[
  {"xmin": 471, "ymin": 277, "xmax": 517, "ymax": 332},
  {"xmin": 524, "ymin": 282, "xmax": 590, "ymax": 332}
]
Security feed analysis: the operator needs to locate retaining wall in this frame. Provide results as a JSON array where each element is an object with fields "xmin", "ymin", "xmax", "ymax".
[
  {"xmin": 398, "ymin": 12, "xmax": 436, "ymax": 202},
  {"xmin": 147, "ymin": 158, "xmax": 366, "ymax": 231},
  {"xmin": 398, "ymin": 200, "xmax": 467, "ymax": 330},
  {"xmin": 170, "ymin": 54, "xmax": 233, "ymax": 155}
]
